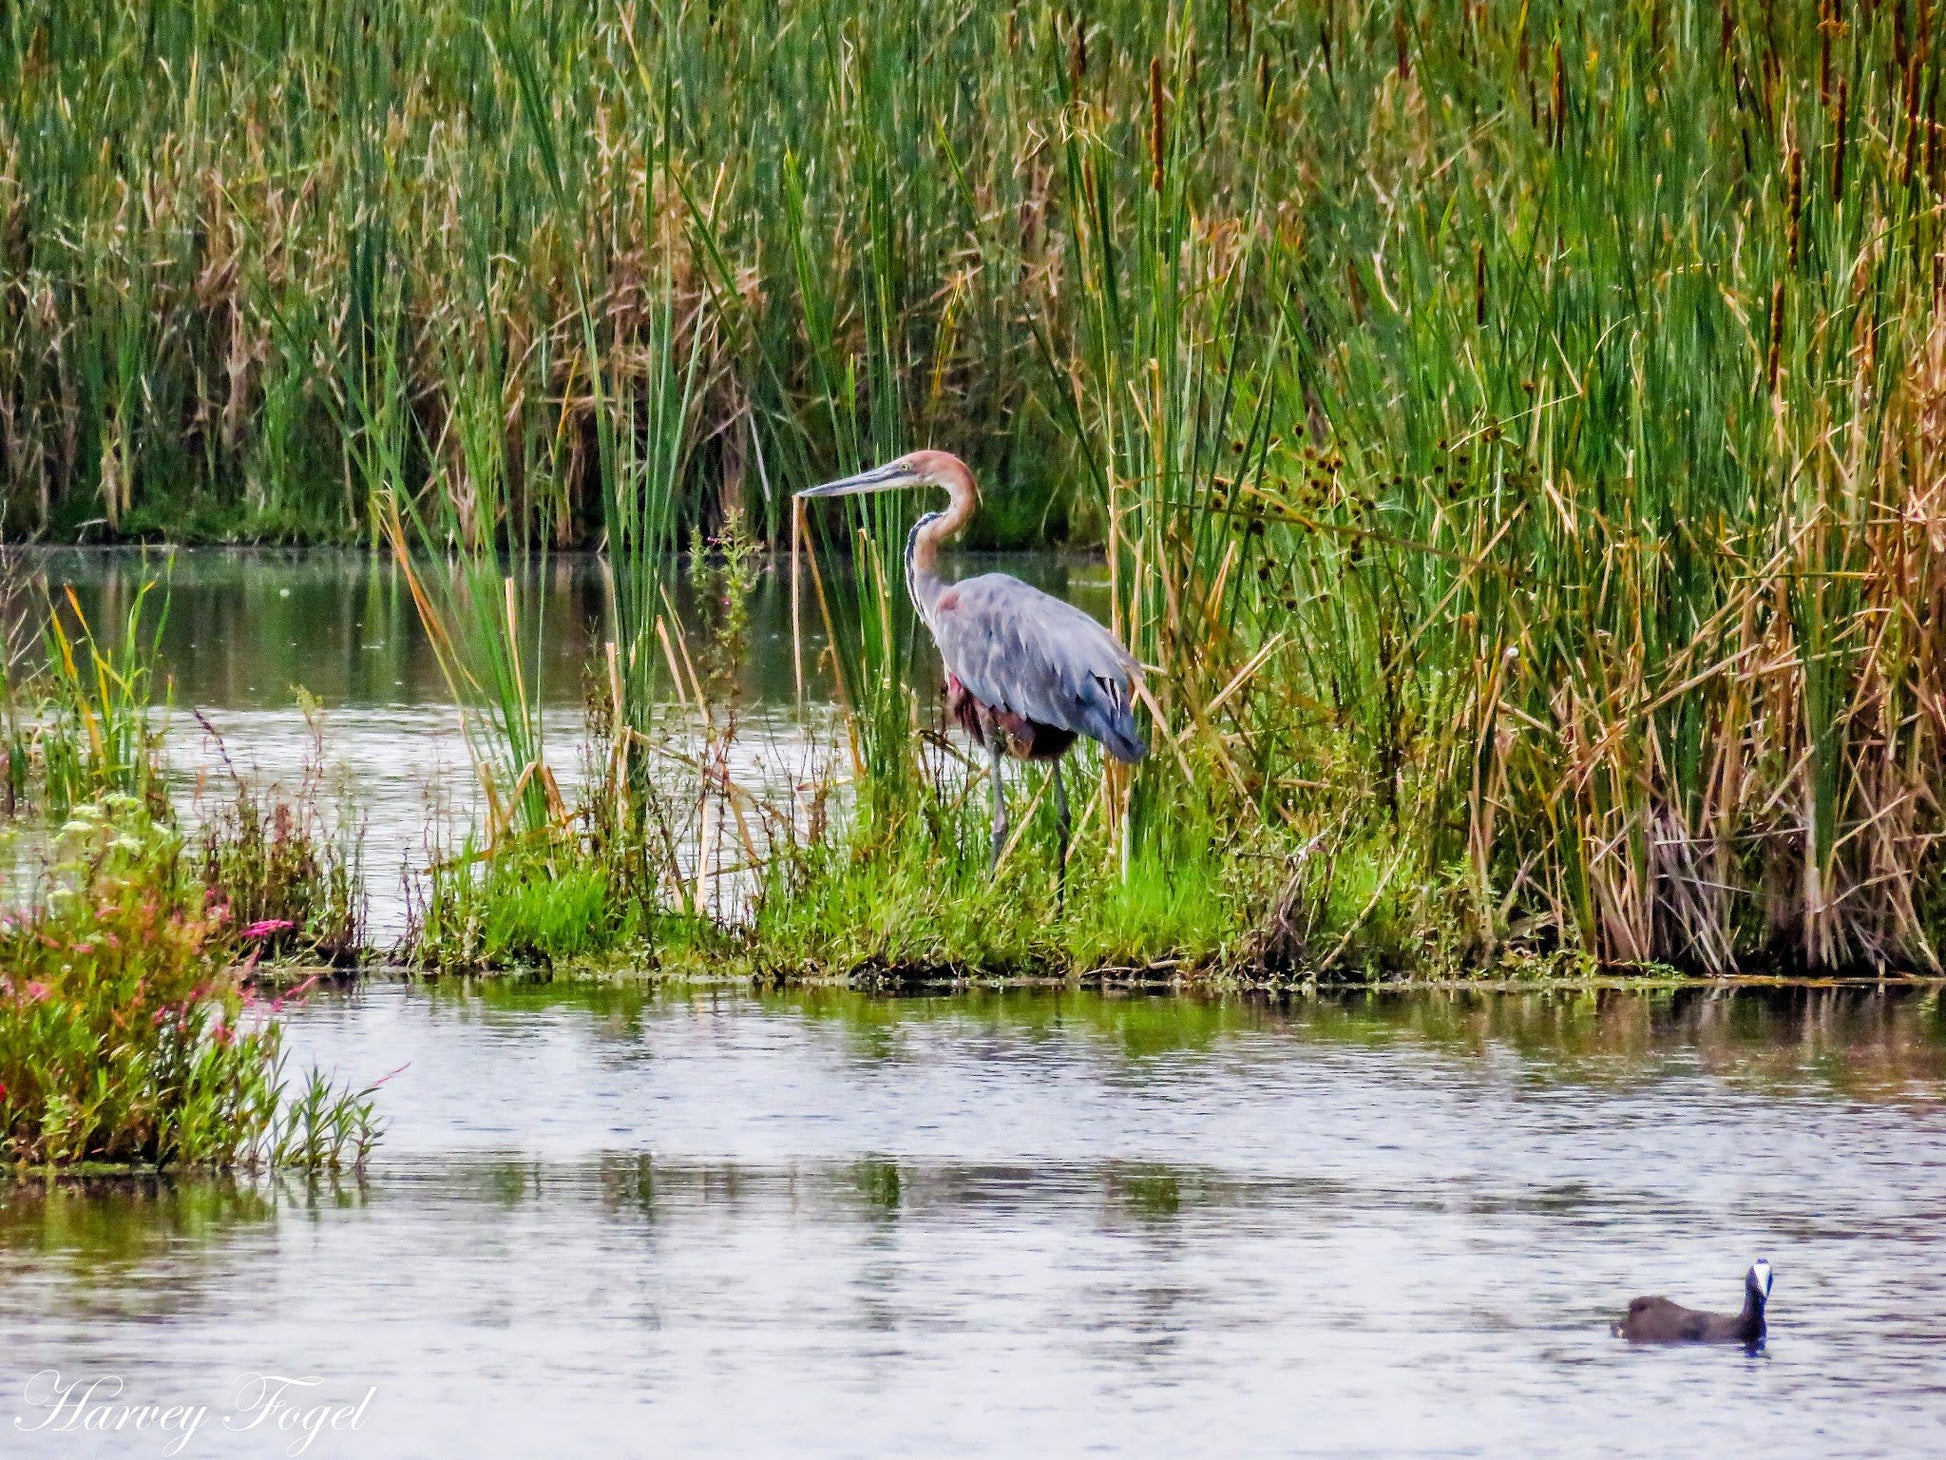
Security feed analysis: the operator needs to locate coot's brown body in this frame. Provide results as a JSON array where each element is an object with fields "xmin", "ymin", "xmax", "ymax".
[{"xmin": 1613, "ymin": 1261, "xmax": 1772, "ymax": 1348}]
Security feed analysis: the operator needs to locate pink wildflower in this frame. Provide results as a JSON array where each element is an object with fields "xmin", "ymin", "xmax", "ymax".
[
  {"xmin": 270, "ymin": 971, "xmax": 322, "ymax": 1016},
  {"xmin": 241, "ymin": 919, "xmax": 295, "ymax": 940},
  {"xmin": 22, "ymin": 981, "xmax": 50, "ymax": 1004}
]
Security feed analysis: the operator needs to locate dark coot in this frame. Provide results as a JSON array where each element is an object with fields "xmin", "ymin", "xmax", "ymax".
[{"xmin": 1612, "ymin": 1260, "xmax": 1772, "ymax": 1348}]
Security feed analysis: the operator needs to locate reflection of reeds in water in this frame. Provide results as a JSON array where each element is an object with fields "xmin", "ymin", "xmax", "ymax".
[{"xmin": 425, "ymin": 979, "xmax": 1946, "ymax": 1105}]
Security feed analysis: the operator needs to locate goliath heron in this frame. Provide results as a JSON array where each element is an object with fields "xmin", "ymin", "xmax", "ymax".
[{"xmin": 797, "ymin": 450, "xmax": 1147, "ymax": 891}]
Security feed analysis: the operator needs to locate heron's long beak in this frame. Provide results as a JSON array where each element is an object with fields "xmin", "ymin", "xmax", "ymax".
[{"xmin": 795, "ymin": 462, "xmax": 917, "ymax": 499}]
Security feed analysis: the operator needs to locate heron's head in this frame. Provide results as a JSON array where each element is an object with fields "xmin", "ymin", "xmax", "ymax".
[
  {"xmin": 795, "ymin": 450, "xmax": 977, "ymax": 504},
  {"xmin": 1748, "ymin": 1259, "xmax": 1773, "ymax": 1303}
]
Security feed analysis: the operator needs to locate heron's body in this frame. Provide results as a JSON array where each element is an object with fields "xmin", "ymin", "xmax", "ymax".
[
  {"xmin": 799, "ymin": 450, "xmax": 1146, "ymax": 892},
  {"xmin": 1612, "ymin": 1261, "xmax": 1772, "ymax": 1349}
]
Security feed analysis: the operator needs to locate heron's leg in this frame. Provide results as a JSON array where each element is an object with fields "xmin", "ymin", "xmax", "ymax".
[
  {"xmin": 1052, "ymin": 756, "xmax": 1071, "ymax": 915},
  {"xmin": 987, "ymin": 729, "xmax": 1008, "ymax": 874}
]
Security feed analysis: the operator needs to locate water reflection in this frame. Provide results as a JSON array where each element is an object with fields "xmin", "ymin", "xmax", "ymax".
[
  {"xmin": 0, "ymin": 1175, "xmax": 362, "ymax": 1331},
  {"xmin": 0, "ymin": 1176, "xmax": 278, "ymax": 1268},
  {"xmin": 401, "ymin": 979, "xmax": 1946, "ymax": 1100}
]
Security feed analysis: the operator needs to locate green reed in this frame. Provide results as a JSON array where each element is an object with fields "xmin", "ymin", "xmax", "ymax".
[
  {"xmin": 1222, "ymin": 1, "xmax": 1946, "ymax": 970},
  {"xmin": 35, "ymin": 580, "xmax": 170, "ymax": 820}
]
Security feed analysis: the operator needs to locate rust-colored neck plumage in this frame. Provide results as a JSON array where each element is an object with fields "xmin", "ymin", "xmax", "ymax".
[{"xmin": 902, "ymin": 450, "xmax": 978, "ymax": 624}]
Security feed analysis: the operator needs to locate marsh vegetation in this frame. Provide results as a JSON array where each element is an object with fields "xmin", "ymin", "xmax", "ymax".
[
  {"xmin": 3, "ymin": 1, "xmax": 1946, "ymax": 986},
  {"xmin": 0, "ymin": 564, "xmax": 378, "ymax": 1169}
]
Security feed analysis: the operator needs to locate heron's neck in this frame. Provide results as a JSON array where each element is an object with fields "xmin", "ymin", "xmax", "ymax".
[{"xmin": 904, "ymin": 464, "xmax": 977, "ymax": 624}]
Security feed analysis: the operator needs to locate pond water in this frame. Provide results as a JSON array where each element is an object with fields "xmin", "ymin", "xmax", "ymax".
[{"xmin": 5, "ymin": 984, "xmax": 1946, "ymax": 1457}]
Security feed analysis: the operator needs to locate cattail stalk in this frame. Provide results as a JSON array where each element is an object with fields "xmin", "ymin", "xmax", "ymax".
[
  {"xmin": 1149, "ymin": 57, "xmax": 1166, "ymax": 193},
  {"xmin": 1550, "ymin": 40, "xmax": 1564, "ymax": 148},
  {"xmin": 1818, "ymin": 0, "xmax": 1831, "ymax": 106},
  {"xmin": 1766, "ymin": 279, "xmax": 1785, "ymax": 391},
  {"xmin": 1786, "ymin": 146, "xmax": 1803, "ymax": 265},
  {"xmin": 1832, "ymin": 77, "xmax": 1849, "ymax": 201}
]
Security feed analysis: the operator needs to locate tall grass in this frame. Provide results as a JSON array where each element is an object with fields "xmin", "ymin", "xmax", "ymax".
[
  {"xmin": 6, "ymin": 1, "xmax": 1945, "ymax": 974},
  {"xmin": 0, "ymin": 0, "xmax": 1100, "ymax": 545},
  {"xmin": 0, "ymin": 576, "xmax": 382, "ymax": 1166},
  {"xmin": 0, "ymin": 547, "xmax": 37, "ymax": 812},
  {"xmin": 193, "ymin": 704, "xmax": 365, "ymax": 964},
  {"xmin": 1216, "ymin": 1, "xmax": 1946, "ymax": 971},
  {"xmin": 36, "ymin": 581, "xmax": 170, "ymax": 819}
]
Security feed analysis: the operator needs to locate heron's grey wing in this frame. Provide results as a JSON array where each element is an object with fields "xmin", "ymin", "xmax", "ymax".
[{"xmin": 930, "ymin": 573, "xmax": 1147, "ymax": 763}]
